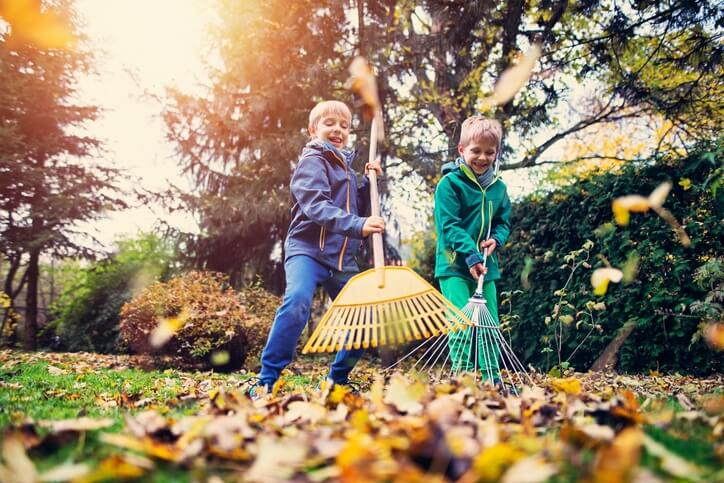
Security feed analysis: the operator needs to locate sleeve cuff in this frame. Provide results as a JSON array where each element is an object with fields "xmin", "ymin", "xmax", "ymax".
[{"xmin": 465, "ymin": 252, "xmax": 485, "ymax": 268}]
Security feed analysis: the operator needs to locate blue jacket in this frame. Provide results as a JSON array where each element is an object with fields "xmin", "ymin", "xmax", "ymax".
[{"xmin": 284, "ymin": 140, "xmax": 371, "ymax": 272}]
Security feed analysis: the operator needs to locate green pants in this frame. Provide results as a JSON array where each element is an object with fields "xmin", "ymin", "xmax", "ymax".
[{"xmin": 439, "ymin": 276, "xmax": 500, "ymax": 381}]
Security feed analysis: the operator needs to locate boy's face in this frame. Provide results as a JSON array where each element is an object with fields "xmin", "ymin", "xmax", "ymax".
[
  {"xmin": 309, "ymin": 113, "xmax": 350, "ymax": 150},
  {"xmin": 458, "ymin": 138, "xmax": 498, "ymax": 175}
]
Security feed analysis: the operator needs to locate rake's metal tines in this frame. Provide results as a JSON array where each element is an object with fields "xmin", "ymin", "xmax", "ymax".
[{"xmin": 386, "ymin": 291, "xmax": 532, "ymax": 395}]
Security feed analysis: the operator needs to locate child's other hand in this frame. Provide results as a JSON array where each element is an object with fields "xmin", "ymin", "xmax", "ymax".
[
  {"xmin": 469, "ymin": 263, "xmax": 487, "ymax": 280},
  {"xmin": 480, "ymin": 239, "xmax": 497, "ymax": 256},
  {"xmin": 365, "ymin": 160, "xmax": 382, "ymax": 176},
  {"xmin": 362, "ymin": 216, "xmax": 385, "ymax": 237}
]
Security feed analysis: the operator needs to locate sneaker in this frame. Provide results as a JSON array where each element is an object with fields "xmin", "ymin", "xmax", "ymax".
[{"xmin": 247, "ymin": 383, "xmax": 270, "ymax": 402}]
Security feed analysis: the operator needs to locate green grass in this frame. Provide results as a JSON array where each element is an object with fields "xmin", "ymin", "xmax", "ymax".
[{"xmin": 0, "ymin": 361, "xmax": 204, "ymax": 427}]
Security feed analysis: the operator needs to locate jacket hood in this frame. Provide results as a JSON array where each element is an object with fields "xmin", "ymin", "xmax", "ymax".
[
  {"xmin": 441, "ymin": 160, "xmax": 459, "ymax": 175},
  {"xmin": 303, "ymin": 140, "xmax": 356, "ymax": 168}
]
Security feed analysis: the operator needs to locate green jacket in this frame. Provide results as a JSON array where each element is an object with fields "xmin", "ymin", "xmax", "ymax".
[{"xmin": 434, "ymin": 161, "xmax": 512, "ymax": 281}]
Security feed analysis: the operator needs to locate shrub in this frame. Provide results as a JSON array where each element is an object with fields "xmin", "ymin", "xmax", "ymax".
[
  {"xmin": 119, "ymin": 271, "xmax": 257, "ymax": 370},
  {"xmin": 47, "ymin": 234, "xmax": 174, "ymax": 353}
]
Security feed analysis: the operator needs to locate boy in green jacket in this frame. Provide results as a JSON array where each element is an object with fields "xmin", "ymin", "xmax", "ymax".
[{"xmin": 434, "ymin": 115, "xmax": 512, "ymax": 381}]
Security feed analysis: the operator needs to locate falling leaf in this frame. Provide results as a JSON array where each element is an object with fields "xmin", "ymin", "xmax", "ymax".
[
  {"xmin": 479, "ymin": 43, "xmax": 542, "ymax": 111},
  {"xmin": 346, "ymin": 56, "xmax": 385, "ymax": 140},
  {"xmin": 210, "ymin": 351, "xmax": 230, "ymax": 366},
  {"xmin": 0, "ymin": 0, "xmax": 75, "ymax": 49},
  {"xmin": 0, "ymin": 432, "xmax": 38, "ymax": 483},
  {"xmin": 622, "ymin": 251, "xmax": 640, "ymax": 284},
  {"xmin": 149, "ymin": 309, "xmax": 190, "ymax": 348},
  {"xmin": 591, "ymin": 268, "xmax": 623, "ymax": 296},
  {"xmin": 612, "ymin": 195, "xmax": 650, "ymax": 225},
  {"xmin": 704, "ymin": 323, "xmax": 724, "ymax": 350},
  {"xmin": 650, "ymin": 206, "xmax": 691, "ymax": 247},
  {"xmin": 648, "ymin": 181, "xmax": 672, "ymax": 208},
  {"xmin": 520, "ymin": 257, "xmax": 534, "ymax": 289}
]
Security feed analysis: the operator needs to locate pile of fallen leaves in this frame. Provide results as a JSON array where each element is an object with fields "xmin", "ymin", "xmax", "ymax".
[{"xmin": 1, "ymin": 351, "xmax": 722, "ymax": 483}]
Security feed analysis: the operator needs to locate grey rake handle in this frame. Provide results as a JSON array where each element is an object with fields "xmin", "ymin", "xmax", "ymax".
[
  {"xmin": 474, "ymin": 209, "xmax": 494, "ymax": 297},
  {"xmin": 367, "ymin": 116, "xmax": 385, "ymax": 272}
]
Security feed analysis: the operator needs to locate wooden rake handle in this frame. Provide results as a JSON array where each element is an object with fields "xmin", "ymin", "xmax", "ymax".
[{"xmin": 367, "ymin": 117, "xmax": 385, "ymax": 286}]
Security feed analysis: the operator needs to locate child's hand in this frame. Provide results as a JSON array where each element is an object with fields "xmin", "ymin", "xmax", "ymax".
[
  {"xmin": 469, "ymin": 263, "xmax": 488, "ymax": 280},
  {"xmin": 365, "ymin": 160, "xmax": 382, "ymax": 176},
  {"xmin": 480, "ymin": 239, "xmax": 497, "ymax": 256},
  {"xmin": 362, "ymin": 216, "xmax": 385, "ymax": 237}
]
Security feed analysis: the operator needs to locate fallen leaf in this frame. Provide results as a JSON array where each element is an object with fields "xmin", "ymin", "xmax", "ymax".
[
  {"xmin": 39, "ymin": 417, "xmax": 114, "ymax": 433},
  {"xmin": 642, "ymin": 434, "xmax": 703, "ymax": 479},
  {"xmin": 501, "ymin": 455, "xmax": 557, "ymax": 483},
  {"xmin": 39, "ymin": 463, "xmax": 90, "ymax": 482},
  {"xmin": 385, "ymin": 374, "xmax": 425, "ymax": 414},
  {"xmin": 0, "ymin": 432, "xmax": 38, "ymax": 483}
]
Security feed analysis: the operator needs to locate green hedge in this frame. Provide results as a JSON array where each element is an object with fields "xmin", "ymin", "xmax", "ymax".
[{"xmin": 410, "ymin": 141, "xmax": 723, "ymax": 374}]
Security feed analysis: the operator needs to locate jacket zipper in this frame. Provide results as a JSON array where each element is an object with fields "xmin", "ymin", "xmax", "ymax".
[
  {"xmin": 319, "ymin": 226, "xmax": 326, "ymax": 251},
  {"xmin": 329, "ymin": 149, "xmax": 351, "ymax": 271}
]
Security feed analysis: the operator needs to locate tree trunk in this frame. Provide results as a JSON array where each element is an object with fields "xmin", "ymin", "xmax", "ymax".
[
  {"xmin": 590, "ymin": 321, "xmax": 636, "ymax": 372},
  {"xmin": 23, "ymin": 248, "xmax": 40, "ymax": 350}
]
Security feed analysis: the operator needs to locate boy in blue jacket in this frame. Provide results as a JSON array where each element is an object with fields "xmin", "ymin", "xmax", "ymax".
[{"xmin": 253, "ymin": 100, "xmax": 384, "ymax": 396}]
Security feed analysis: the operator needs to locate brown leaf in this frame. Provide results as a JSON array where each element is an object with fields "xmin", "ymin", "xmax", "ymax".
[{"xmin": 0, "ymin": 432, "xmax": 37, "ymax": 483}]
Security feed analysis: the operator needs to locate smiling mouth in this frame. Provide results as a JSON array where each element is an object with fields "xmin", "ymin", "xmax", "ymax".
[{"xmin": 329, "ymin": 137, "xmax": 343, "ymax": 145}]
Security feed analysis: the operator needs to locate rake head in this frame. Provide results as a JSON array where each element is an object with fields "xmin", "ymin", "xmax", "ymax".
[
  {"xmin": 302, "ymin": 267, "xmax": 472, "ymax": 353},
  {"xmin": 385, "ymin": 293, "xmax": 532, "ymax": 396}
]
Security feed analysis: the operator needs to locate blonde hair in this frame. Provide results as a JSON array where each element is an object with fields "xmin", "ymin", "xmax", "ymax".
[
  {"xmin": 308, "ymin": 100, "xmax": 352, "ymax": 131},
  {"xmin": 459, "ymin": 116, "xmax": 503, "ymax": 150}
]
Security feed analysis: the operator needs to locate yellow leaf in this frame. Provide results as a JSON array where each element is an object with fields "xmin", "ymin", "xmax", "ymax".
[
  {"xmin": 591, "ymin": 268, "xmax": 623, "ymax": 295},
  {"xmin": 73, "ymin": 455, "xmax": 150, "ymax": 483},
  {"xmin": 149, "ymin": 309, "xmax": 190, "ymax": 348},
  {"xmin": 473, "ymin": 443, "xmax": 525, "ymax": 482},
  {"xmin": 678, "ymin": 178, "xmax": 692, "ymax": 190},
  {"xmin": 329, "ymin": 384, "xmax": 350, "ymax": 404},
  {"xmin": 346, "ymin": 56, "xmax": 384, "ymax": 140},
  {"xmin": 593, "ymin": 427, "xmax": 643, "ymax": 482},
  {"xmin": 285, "ymin": 401, "xmax": 327, "ymax": 424},
  {"xmin": 648, "ymin": 181, "xmax": 672, "ymax": 208},
  {"xmin": 551, "ymin": 377, "xmax": 582, "ymax": 395},
  {"xmin": 479, "ymin": 44, "xmax": 542, "ymax": 109},
  {"xmin": 612, "ymin": 195, "xmax": 650, "ymax": 225}
]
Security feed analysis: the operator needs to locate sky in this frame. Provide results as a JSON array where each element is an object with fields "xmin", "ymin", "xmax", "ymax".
[{"xmin": 73, "ymin": 0, "xmax": 211, "ymax": 248}]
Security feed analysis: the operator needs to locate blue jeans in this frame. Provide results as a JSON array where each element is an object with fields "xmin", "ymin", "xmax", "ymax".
[{"xmin": 259, "ymin": 255, "xmax": 364, "ymax": 388}]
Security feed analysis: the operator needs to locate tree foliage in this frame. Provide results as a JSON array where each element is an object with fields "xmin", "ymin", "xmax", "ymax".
[
  {"xmin": 0, "ymin": 0, "xmax": 126, "ymax": 349},
  {"xmin": 162, "ymin": 0, "xmax": 354, "ymax": 288}
]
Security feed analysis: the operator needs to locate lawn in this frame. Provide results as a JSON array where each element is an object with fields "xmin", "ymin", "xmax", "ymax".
[{"xmin": 0, "ymin": 350, "xmax": 722, "ymax": 482}]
